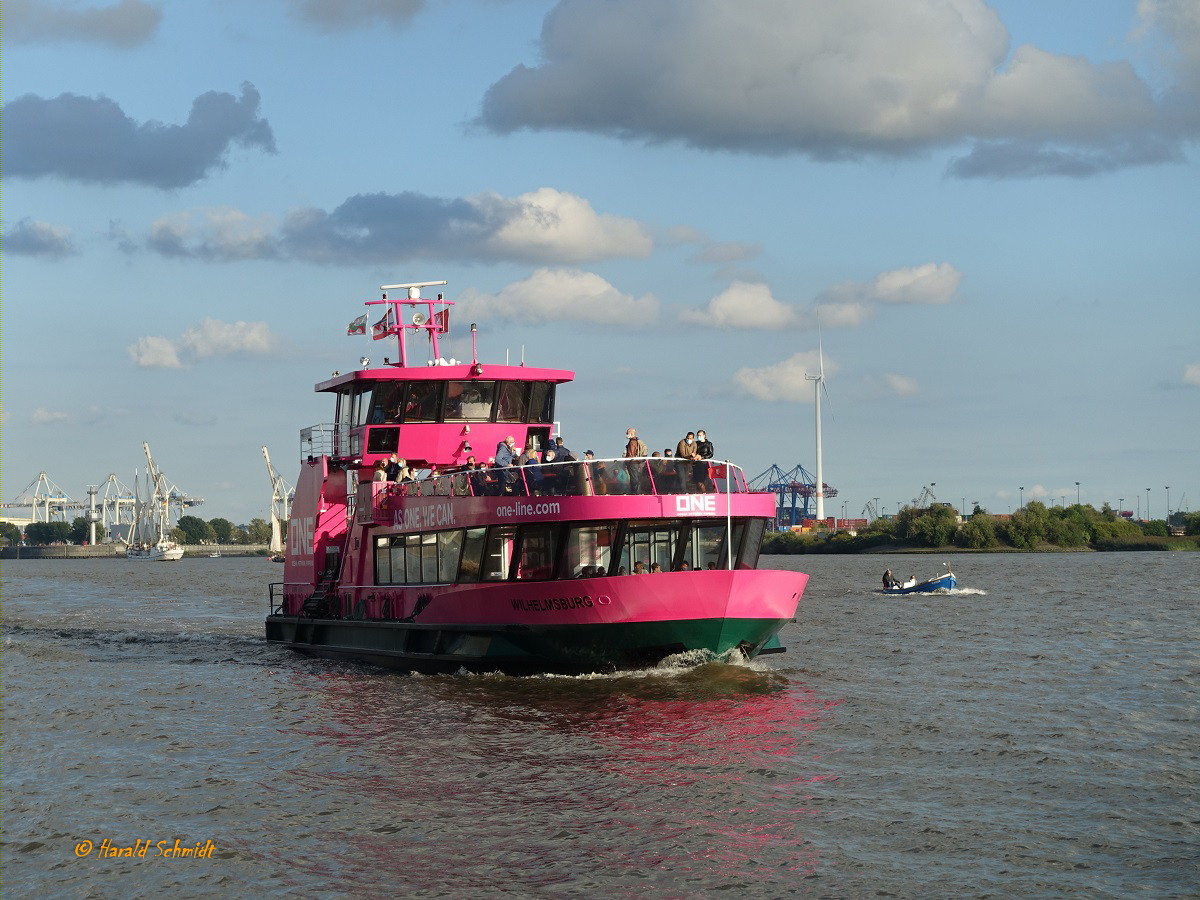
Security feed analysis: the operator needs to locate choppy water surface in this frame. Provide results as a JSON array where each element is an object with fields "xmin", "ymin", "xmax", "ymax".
[{"xmin": 3, "ymin": 553, "xmax": 1197, "ymax": 897}]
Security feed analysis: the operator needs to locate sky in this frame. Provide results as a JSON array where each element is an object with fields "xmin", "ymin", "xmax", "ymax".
[{"xmin": 3, "ymin": 0, "xmax": 1198, "ymax": 526}]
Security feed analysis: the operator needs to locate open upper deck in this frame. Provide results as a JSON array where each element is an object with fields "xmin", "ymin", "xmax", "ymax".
[{"xmin": 353, "ymin": 457, "xmax": 764, "ymax": 528}]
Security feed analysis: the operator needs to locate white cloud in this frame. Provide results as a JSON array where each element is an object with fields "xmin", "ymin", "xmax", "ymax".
[
  {"xmin": 479, "ymin": 0, "xmax": 1196, "ymax": 177},
  {"xmin": 481, "ymin": 188, "xmax": 653, "ymax": 263},
  {"xmin": 456, "ymin": 269, "xmax": 658, "ymax": 326},
  {"xmin": 684, "ymin": 262, "xmax": 958, "ymax": 330},
  {"xmin": 733, "ymin": 351, "xmax": 832, "ymax": 403},
  {"xmin": 149, "ymin": 189, "xmax": 653, "ymax": 266},
  {"xmin": 32, "ymin": 406, "xmax": 69, "ymax": 424},
  {"xmin": 826, "ymin": 262, "xmax": 962, "ymax": 305},
  {"xmin": 179, "ymin": 318, "xmax": 277, "ymax": 358},
  {"xmin": 1184, "ymin": 362, "xmax": 1200, "ymax": 386},
  {"xmin": 873, "ymin": 263, "xmax": 962, "ymax": 304},
  {"xmin": 148, "ymin": 207, "xmax": 278, "ymax": 260},
  {"xmin": 127, "ymin": 319, "xmax": 280, "ymax": 368},
  {"xmin": 127, "ymin": 336, "xmax": 183, "ymax": 369},
  {"xmin": 680, "ymin": 281, "xmax": 800, "ymax": 329},
  {"xmin": 885, "ymin": 373, "xmax": 920, "ymax": 396},
  {"xmin": 3, "ymin": 217, "xmax": 75, "ymax": 258}
]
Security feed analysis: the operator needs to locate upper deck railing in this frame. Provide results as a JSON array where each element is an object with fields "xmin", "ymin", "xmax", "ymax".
[{"xmin": 354, "ymin": 457, "xmax": 753, "ymax": 524}]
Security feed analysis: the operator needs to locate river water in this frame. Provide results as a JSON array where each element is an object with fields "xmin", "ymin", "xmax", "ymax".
[{"xmin": 2, "ymin": 552, "xmax": 1196, "ymax": 897}]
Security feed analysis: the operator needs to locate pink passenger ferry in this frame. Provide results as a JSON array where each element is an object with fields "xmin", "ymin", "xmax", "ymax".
[{"xmin": 265, "ymin": 280, "xmax": 809, "ymax": 674}]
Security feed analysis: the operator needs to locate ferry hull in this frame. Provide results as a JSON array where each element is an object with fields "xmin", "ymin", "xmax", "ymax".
[
  {"xmin": 266, "ymin": 569, "xmax": 807, "ymax": 675},
  {"xmin": 266, "ymin": 615, "xmax": 792, "ymax": 675}
]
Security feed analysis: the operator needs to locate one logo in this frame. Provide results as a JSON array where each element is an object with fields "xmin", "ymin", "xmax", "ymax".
[
  {"xmin": 289, "ymin": 516, "xmax": 315, "ymax": 556},
  {"xmin": 675, "ymin": 495, "xmax": 716, "ymax": 513}
]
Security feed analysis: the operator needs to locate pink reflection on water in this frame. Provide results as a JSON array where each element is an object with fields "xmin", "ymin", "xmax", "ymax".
[{"xmin": 272, "ymin": 663, "xmax": 843, "ymax": 892}]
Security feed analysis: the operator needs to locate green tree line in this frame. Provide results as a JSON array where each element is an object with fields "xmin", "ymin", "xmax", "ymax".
[
  {"xmin": 7, "ymin": 516, "xmax": 283, "ymax": 546},
  {"xmin": 764, "ymin": 502, "xmax": 1200, "ymax": 554}
]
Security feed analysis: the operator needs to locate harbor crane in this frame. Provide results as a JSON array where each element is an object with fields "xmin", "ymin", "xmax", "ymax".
[
  {"xmin": 262, "ymin": 446, "xmax": 295, "ymax": 554},
  {"xmin": 749, "ymin": 464, "xmax": 838, "ymax": 529}
]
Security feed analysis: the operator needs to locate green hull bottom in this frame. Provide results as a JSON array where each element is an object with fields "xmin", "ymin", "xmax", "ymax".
[{"xmin": 264, "ymin": 616, "xmax": 790, "ymax": 675}]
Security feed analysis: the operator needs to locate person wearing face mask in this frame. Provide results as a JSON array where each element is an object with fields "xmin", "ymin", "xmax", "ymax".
[
  {"xmin": 675, "ymin": 431, "xmax": 699, "ymax": 492},
  {"xmin": 694, "ymin": 429, "xmax": 715, "ymax": 492}
]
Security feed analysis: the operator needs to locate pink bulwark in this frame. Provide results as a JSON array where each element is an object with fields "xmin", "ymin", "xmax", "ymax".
[{"xmin": 266, "ymin": 279, "xmax": 809, "ymax": 674}]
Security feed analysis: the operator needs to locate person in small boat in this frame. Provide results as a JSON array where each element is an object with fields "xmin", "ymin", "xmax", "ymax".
[
  {"xmin": 882, "ymin": 568, "xmax": 894, "ymax": 589},
  {"xmin": 903, "ymin": 575, "xmax": 917, "ymax": 588}
]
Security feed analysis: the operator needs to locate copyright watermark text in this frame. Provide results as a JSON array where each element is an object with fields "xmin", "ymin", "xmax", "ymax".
[{"xmin": 74, "ymin": 838, "xmax": 216, "ymax": 860}]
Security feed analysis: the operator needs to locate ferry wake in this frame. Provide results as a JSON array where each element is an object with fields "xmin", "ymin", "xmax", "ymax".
[{"xmin": 264, "ymin": 279, "xmax": 809, "ymax": 674}]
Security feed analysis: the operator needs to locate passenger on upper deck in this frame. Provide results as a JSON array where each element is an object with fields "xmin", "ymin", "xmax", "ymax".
[
  {"xmin": 624, "ymin": 428, "xmax": 648, "ymax": 493},
  {"xmin": 372, "ymin": 460, "xmax": 388, "ymax": 483},
  {"xmin": 385, "ymin": 454, "xmax": 402, "ymax": 481},
  {"xmin": 495, "ymin": 436, "xmax": 521, "ymax": 495},
  {"xmin": 553, "ymin": 436, "xmax": 575, "ymax": 462},
  {"xmin": 675, "ymin": 432, "xmax": 699, "ymax": 492},
  {"xmin": 694, "ymin": 429, "xmax": 715, "ymax": 493},
  {"xmin": 540, "ymin": 449, "xmax": 561, "ymax": 495}
]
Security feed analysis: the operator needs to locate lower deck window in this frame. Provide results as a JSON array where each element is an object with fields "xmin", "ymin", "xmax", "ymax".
[{"xmin": 372, "ymin": 517, "xmax": 763, "ymax": 585}]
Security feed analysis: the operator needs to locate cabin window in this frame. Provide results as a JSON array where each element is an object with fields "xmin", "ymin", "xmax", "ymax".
[
  {"xmin": 336, "ymin": 384, "xmax": 371, "ymax": 427},
  {"xmin": 402, "ymin": 382, "xmax": 442, "ymax": 423},
  {"xmin": 482, "ymin": 525, "xmax": 516, "ymax": 581},
  {"xmin": 529, "ymin": 382, "xmax": 555, "ymax": 424},
  {"xmin": 740, "ymin": 519, "xmax": 766, "ymax": 568},
  {"xmin": 495, "ymin": 381, "xmax": 528, "ymax": 423},
  {"xmin": 621, "ymin": 520, "xmax": 683, "ymax": 573},
  {"xmin": 420, "ymin": 532, "xmax": 438, "ymax": 583},
  {"xmin": 444, "ymin": 380, "xmax": 496, "ymax": 421},
  {"xmin": 515, "ymin": 523, "xmax": 560, "ymax": 581},
  {"xmin": 403, "ymin": 533, "xmax": 422, "ymax": 583},
  {"xmin": 375, "ymin": 536, "xmax": 392, "ymax": 584},
  {"xmin": 335, "ymin": 386, "xmax": 369, "ymax": 426},
  {"xmin": 437, "ymin": 530, "xmax": 464, "ymax": 582},
  {"xmin": 683, "ymin": 521, "xmax": 747, "ymax": 570},
  {"xmin": 366, "ymin": 427, "xmax": 400, "ymax": 454},
  {"xmin": 458, "ymin": 527, "xmax": 487, "ymax": 582},
  {"xmin": 563, "ymin": 523, "xmax": 617, "ymax": 577},
  {"xmin": 368, "ymin": 382, "xmax": 405, "ymax": 424}
]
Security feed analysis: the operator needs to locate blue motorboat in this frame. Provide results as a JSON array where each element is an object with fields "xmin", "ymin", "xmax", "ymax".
[{"xmin": 881, "ymin": 568, "xmax": 956, "ymax": 595}]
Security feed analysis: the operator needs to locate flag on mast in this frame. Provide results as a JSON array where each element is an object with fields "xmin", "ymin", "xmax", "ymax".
[
  {"xmin": 346, "ymin": 314, "xmax": 367, "ymax": 336},
  {"xmin": 434, "ymin": 309, "xmax": 449, "ymax": 333},
  {"xmin": 371, "ymin": 308, "xmax": 395, "ymax": 340}
]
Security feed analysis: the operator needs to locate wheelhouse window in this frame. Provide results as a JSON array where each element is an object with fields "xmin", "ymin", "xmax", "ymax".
[
  {"xmin": 336, "ymin": 384, "xmax": 372, "ymax": 427},
  {"xmin": 496, "ymin": 381, "xmax": 528, "ymax": 423},
  {"xmin": 402, "ymin": 381, "xmax": 442, "ymax": 423},
  {"xmin": 368, "ymin": 381, "xmax": 405, "ymax": 424},
  {"xmin": 529, "ymin": 382, "xmax": 555, "ymax": 424},
  {"xmin": 444, "ymin": 381, "xmax": 496, "ymax": 421}
]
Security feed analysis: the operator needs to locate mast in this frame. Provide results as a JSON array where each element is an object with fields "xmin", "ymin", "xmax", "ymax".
[{"xmin": 369, "ymin": 280, "xmax": 450, "ymax": 367}]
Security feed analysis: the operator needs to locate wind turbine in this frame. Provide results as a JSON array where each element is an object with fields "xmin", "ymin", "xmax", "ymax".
[{"xmin": 805, "ymin": 336, "xmax": 830, "ymax": 522}]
